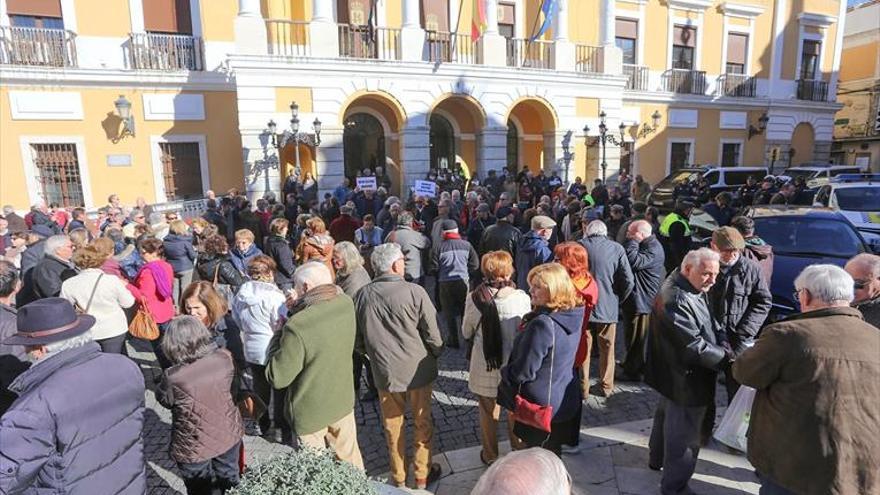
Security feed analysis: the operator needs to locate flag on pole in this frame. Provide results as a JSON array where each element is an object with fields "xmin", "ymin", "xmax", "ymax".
[
  {"xmin": 530, "ymin": 0, "xmax": 558, "ymax": 42},
  {"xmin": 472, "ymin": 0, "xmax": 488, "ymax": 40}
]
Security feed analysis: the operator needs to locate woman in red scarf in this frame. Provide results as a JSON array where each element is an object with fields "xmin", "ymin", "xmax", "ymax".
[{"xmin": 553, "ymin": 241, "xmax": 598, "ymax": 453}]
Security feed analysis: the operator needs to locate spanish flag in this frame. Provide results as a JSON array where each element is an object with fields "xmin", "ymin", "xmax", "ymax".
[{"xmin": 472, "ymin": 0, "xmax": 487, "ymax": 40}]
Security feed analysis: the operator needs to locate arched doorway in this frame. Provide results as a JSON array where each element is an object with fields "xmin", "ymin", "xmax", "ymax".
[
  {"xmin": 506, "ymin": 98, "xmax": 558, "ymax": 175},
  {"xmin": 340, "ymin": 92, "xmax": 406, "ymax": 195},
  {"xmin": 790, "ymin": 122, "xmax": 815, "ymax": 166},
  {"xmin": 428, "ymin": 95, "xmax": 487, "ymax": 177},
  {"xmin": 344, "ymin": 113, "xmax": 385, "ymax": 177},
  {"xmin": 280, "ymin": 143, "xmax": 314, "ymax": 187}
]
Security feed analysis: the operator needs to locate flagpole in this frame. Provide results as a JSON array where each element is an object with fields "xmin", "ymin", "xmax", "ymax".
[{"xmin": 525, "ymin": 0, "xmax": 546, "ymax": 66}]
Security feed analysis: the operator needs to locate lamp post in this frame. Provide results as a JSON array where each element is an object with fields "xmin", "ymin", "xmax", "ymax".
[
  {"xmin": 267, "ymin": 101, "xmax": 322, "ymax": 182},
  {"xmin": 584, "ymin": 111, "xmax": 626, "ymax": 184},
  {"xmin": 748, "ymin": 112, "xmax": 769, "ymax": 140},
  {"xmin": 113, "ymin": 95, "xmax": 135, "ymax": 142}
]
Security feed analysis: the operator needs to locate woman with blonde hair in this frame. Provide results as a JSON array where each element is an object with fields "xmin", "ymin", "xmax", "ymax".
[
  {"xmin": 499, "ymin": 263, "xmax": 585, "ymax": 456},
  {"xmin": 295, "ymin": 216, "xmax": 335, "ymax": 275},
  {"xmin": 462, "ymin": 250, "xmax": 531, "ymax": 465},
  {"xmin": 60, "ymin": 244, "xmax": 136, "ymax": 353}
]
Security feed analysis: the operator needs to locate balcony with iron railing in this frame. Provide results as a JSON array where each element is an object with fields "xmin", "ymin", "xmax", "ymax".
[
  {"xmin": 662, "ymin": 68, "xmax": 707, "ymax": 95},
  {"xmin": 128, "ymin": 32, "xmax": 204, "ymax": 71},
  {"xmin": 425, "ymin": 31, "xmax": 481, "ymax": 65},
  {"xmin": 622, "ymin": 64, "xmax": 648, "ymax": 91},
  {"xmin": 574, "ymin": 44, "xmax": 601, "ymax": 74},
  {"xmin": 506, "ymin": 38, "xmax": 553, "ymax": 70},
  {"xmin": 338, "ymin": 24, "xmax": 401, "ymax": 61},
  {"xmin": 0, "ymin": 26, "xmax": 77, "ymax": 67},
  {"xmin": 717, "ymin": 73, "xmax": 757, "ymax": 97},
  {"xmin": 796, "ymin": 79, "xmax": 828, "ymax": 101},
  {"xmin": 266, "ymin": 19, "xmax": 310, "ymax": 57}
]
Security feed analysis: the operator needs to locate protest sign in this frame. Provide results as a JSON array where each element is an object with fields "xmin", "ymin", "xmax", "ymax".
[
  {"xmin": 414, "ymin": 180, "xmax": 437, "ymax": 198},
  {"xmin": 356, "ymin": 176, "xmax": 377, "ymax": 191}
]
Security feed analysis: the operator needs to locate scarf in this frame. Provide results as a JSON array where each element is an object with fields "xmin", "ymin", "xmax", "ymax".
[
  {"xmin": 145, "ymin": 261, "xmax": 173, "ymax": 299},
  {"xmin": 442, "ymin": 231, "xmax": 461, "ymax": 240},
  {"xmin": 289, "ymin": 283, "xmax": 342, "ymax": 316},
  {"xmin": 472, "ymin": 279, "xmax": 515, "ymax": 371}
]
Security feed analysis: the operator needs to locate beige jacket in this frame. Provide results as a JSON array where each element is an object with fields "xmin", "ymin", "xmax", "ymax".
[
  {"xmin": 462, "ymin": 286, "xmax": 531, "ymax": 398},
  {"xmin": 61, "ymin": 268, "xmax": 135, "ymax": 340}
]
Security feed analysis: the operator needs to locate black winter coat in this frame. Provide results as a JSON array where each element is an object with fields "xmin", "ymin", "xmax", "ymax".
[
  {"xmin": 479, "ymin": 220, "xmax": 522, "ymax": 258},
  {"xmin": 709, "ymin": 256, "xmax": 772, "ymax": 355},
  {"xmin": 197, "ymin": 254, "xmax": 246, "ymax": 290},
  {"xmin": 645, "ymin": 271, "xmax": 728, "ymax": 407},
  {"xmin": 19, "ymin": 255, "xmax": 76, "ymax": 305},
  {"xmin": 263, "ymin": 235, "xmax": 296, "ymax": 289},
  {"xmin": 623, "ymin": 236, "xmax": 666, "ymax": 315}
]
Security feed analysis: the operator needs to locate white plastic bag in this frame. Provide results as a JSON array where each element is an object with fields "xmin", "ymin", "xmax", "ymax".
[{"xmin": 713, "ymin": 385, "xmax": 756, "ymax": 453}]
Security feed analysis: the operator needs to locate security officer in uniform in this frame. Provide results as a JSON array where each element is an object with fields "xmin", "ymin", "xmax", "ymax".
[{"xmin": 658, "ymin": 201, "xmax": 694, "ymax": 272}]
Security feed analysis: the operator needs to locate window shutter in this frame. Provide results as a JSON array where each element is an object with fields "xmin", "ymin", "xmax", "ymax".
[
  {"xmin": 143, "ymin": 0, "xmax": 192, "ymax": 34},
  {"xmin": 674, "ymin": 25, "xmax": 696, "ymax": 48},
  {"xmin": 7, "ymin": 0, "xmax": 62, "ymax": 17},
  {"xmin": 616, "ymin": 18, "xmax": 638, "ymax": 39},
  {"xmin": 726, "ymin": 33, "xmax": 747, "ymax": 65}
]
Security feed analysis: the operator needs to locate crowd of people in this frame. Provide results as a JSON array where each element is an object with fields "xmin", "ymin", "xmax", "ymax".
[{"xmin": 0, "ymin": 165, "xmax": 878, "ymax": 495}]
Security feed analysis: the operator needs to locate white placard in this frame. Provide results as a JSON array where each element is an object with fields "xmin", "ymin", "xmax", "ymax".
[
  {"xmin": 414, "ymin": 180, "xmax": 438, "ymax": 198},
  {"xmin": 357, "ymin": 177, "xmax": 377, "ymax": 191}
]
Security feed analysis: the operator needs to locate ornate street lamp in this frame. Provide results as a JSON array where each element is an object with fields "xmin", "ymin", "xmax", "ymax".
[
  {"xmin": 266, "ymin": 101, "xmax": 322, "ymax": 181},
  {"xmin": 584, "ymin": 111, "xmax": 627, "ymax": 183},
  {"xmin": 748, "ymin": 112, "xmax": 769, "ymax": 140},
  {"xmin": 113, "ymin": 94, "xmax": 135, "ymax": 142},
  {"xmin": 635, "ymin": 110, "xmax": 662, "ymax": 139}
]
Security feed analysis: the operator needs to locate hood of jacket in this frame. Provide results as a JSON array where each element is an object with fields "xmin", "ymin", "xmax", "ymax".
[
  {"xmin": 233, "ymin": 243, "xmax": 261, "ymax": 258},
  {"xmin": 11, "ymin": 342, "xmax": 101, "ymax": 395},
  {"xmin": 529, "ymin": 306, "xmax": 585, "ymax": 336},
  {"xmin": 745, "ymin": 242, "xmax": 773, "ymax": 260},
  {"xmin": 519, "ymin": 231, "xmax": 548, "ymax": 252},
  {"xmin": 236, "ymin": 280, "xmax": 283, "ymax": 306}
]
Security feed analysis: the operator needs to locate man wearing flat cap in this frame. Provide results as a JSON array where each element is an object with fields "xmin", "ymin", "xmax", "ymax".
[
  {"xmin": 0, "ymin": 298, "xmax": 146, "ymax": 494},
  {"xmin": 515, "ymin": 215, "xmax": 556, "ymax": 291},
  {"xmin": 708, "ymin": 226, "xmax": 772, "ymax": 401}
]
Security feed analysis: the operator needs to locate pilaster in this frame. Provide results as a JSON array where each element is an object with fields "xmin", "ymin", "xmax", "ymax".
[
  {"xmin": 235, "ymin": 0, "xmax": 267, "ymax": 55},
  {"xmin": 401, "ymin": 126, "xmax": 431, "ymax": 199},
  {"xmin": 479, "ymin": 127, "xmax": 508, "ymax": 178}
]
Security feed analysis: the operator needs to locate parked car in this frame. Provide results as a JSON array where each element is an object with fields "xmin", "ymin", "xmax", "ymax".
[
  {"xmin": 813, "ymin": 174, "xmax": 880, "ymax": 244},
  {"xmin": 742, "ymin": 206, "xmax": 875, "ymax": 321},
  {"xmin": 647, "ymin": 166, "xmax": 769, "ymax": 212},
  {"xmin": 780, "ymin": 165, "xmax": 863, "ymax": 189}
]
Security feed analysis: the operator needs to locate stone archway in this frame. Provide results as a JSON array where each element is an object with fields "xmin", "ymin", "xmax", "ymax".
[
  {"xmin": 340, "ymin": 92, "xmax": 406, "ymax": 195},
  {"xmin": 506, "ymin": 97, "xmax": 559, "ymax": 174},
  {"xmin": 428, "ymin": 94, "xmax": 487, "ymax": 176}
]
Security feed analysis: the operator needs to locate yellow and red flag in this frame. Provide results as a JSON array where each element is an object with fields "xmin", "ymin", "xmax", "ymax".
[{"xmin": 472, "ymin": 0, "xmax": 488, "ymax": 40}]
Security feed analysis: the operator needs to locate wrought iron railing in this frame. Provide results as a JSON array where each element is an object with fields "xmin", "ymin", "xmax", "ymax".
[
  {"xmin": 623, "ymin": 64, "xmax": 649, "ymax": 91},
  {"xmin": 129, "ymin": 32, "xmax": 204, "ymax": 71},
  {"xmin": 0, "ymin": 26, "xmax": 77, "ymax": 67},
  {"xmin": 266, "ymin": 19, "xmax": 310, "ymax": 57},
  {"xmin": 662, "ymin": 68, "xmax": 707, "ymax": 95},
  {"xmin": 574, "ymin": 44, "xmax": 601, "ymax": 74},
  {"xmin": 506, "ymin": 38, "xmax": 552, "ymax": 69},
  {"xmin": 338, "ymin": 25, "xmax": 401, "ymax": 60},
  {"xmin": 425, "ymin": 31, "xmax": 481, "ymax": 64},
  {"xmin": 717, "ymin": 73, "xmax": 757, "ymax": 97},
  {"xmin": 796, "ymin": 79, "xmax": 828, "ymax": 101}
]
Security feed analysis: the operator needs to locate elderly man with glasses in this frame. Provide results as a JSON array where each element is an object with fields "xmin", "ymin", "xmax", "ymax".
[{"xmin": 845, "ymin": 253, "xmax": 880, "ymax": 328}]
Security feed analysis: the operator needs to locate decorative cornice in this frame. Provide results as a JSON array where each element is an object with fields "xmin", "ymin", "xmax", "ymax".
[
  {"xmin": 616, "ymin": 0, "xmax": 649, "ymax": 5},
  {"xmin": 798, "ymin": 12, "xmax": 838, "ymax": 28},
  {"xmin": 666, "ymin": 0, "xmax": 714, "ymax": 12},
  {"xmin": 720, "ymin": 2, "xmax": 765, "ymax": 18}
]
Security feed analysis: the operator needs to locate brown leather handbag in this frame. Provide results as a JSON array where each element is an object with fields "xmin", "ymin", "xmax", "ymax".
[{"xmin": 129, "ymin": 298, "xmax": 160, "ymax": 341}]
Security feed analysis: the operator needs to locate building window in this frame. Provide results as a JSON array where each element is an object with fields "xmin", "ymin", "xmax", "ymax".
[
  {"xmin": 498, "ymin": 2, "xmax": 516, "ymax": 39},
  {"xmin": 672, "ymin": 25, "xmax": 696, "ymax": 70},
  {"xmin": 670, "ymin": 142, "xmax": 692, "ymax": 171},
  {"xmin": 726, "ymin": 33, "xmax": 747, "ymax": 74},
  {"xmin": 6, "ymin": 0, "xmax": 63, "ymax": 28},
  {"xmin": 159, "ymin": 142, "xmax": 204, "ymax": 201},
  {"xmin": 31, "ymin": 143, "xmax": 85, "ymax": 208},
  {"xmin": 800, "ymin": 39, "xmax": 820, "ymax": 80},
  {"xmin": 143, "ymin": 0, "xmax": 192, "ymax": 34},
  {"xmin": 721, "ymin": 142, "xmax": 741, "ymax": 166},
  {"xmin": 337, "ymin": 0, "xmax": 371, "ymax": 25},
  {"xmin": 619, "ymin": 141, "xmax": 635, "ymax": 175},
  {"xmin": 421, "ymin": 0, "xmax": 450, "ymax": 32},
  {"xmin": 615, "ymin": 18, "xmax": 638, "ymax": 65}
]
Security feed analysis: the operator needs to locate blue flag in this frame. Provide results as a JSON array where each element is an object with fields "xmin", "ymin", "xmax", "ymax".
[{"xmin": 530, "ymin": 0, "xmax": 559, "ymax": 42}]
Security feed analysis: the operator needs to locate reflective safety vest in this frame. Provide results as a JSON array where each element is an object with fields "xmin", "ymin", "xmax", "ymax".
[
  {"xmin": 659, "ymin": 212, "xmax": 692, "ymax": 237},
  {"xmin": 582, "ymin": 194, "xmax": 596, "ymax": 207}
]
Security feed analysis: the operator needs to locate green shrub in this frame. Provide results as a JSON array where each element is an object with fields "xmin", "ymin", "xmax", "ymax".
[{"xmin": 229, "ymin": 447, "xmax": 378, "ymax": 495}]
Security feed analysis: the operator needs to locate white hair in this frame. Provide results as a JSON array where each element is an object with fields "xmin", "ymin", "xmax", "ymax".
[
  {"xmin": 2, "ymin": 205, "xmax": 14, "ymax": 215},
  {"xmin": 371, "ymin": 243, "xmax": 403, "ymax": 275},
  {"xmin": 631, "ymin": 219, "xmax": 653, "ymax": 237},
  {"xmin": 293, "ymin": 261, "xmax": 333, "ymax": 292},
  {"xmin": 795, "ymin": 264, "xmax": 854, "ymax": 305},
  {"xmin": 45, "ymin": 235, "xmax": 70, "ymax": 256},
  {"xmin": 333, "ymin": 241, "xmax": 364, "ymax": 276},
  {"xmin": 148, "ymin": 212, "xmax": 164, "ymax": 225},
  {"xmin": 471, "ymin": 448, "xmax": 571, "ymax": 495},
  {"xmin": 31, "ymin": 330, "xmax": 94, "ymax": 362},
  {"xmin": 129, "ymin": 208, "xmax": 143, "ymax": 221},
  {"xmin": 847, "ymin": 253, "xmax": 880, "ymax": 280},
  {"xmin": 585, "ymin": 220, "xmax": 608, "ymax": 237},
  {"xmin": 681, "ymin": 247, "xmax": 721, "ymax": 271}
]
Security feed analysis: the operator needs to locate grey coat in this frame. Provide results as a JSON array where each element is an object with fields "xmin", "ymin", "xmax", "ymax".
[
  {"xmin": 708, "ymin": 255, "xmax": 772, "ymax": 355},
  {"xmin": 353, "ymin": 274, "xmax": 443, "ymax": 392},
  {"xmin": 386, "ymin": 226, "xmax": 431, "ymax": 281},
  {"xmin": 0, "ymin": 342, "xmax": 146, "ymax": 494},
  {"xmin": 581, "ymin": 235, "xmax": 634, "ymax": 323},
  {"xmin": 337, "ymin": 266, "xmax": 371, "ymax": 298}
]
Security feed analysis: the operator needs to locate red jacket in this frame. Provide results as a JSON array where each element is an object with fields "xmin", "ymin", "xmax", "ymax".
[
  {"xmin": 329, "ymin": 215, "xmax": 361, "ymax": 243},
  {"xmin": 130, "ymin": 260, "xmax": 175, "ymax": 324},
  {"xmin": 573, "ymin": 276, "xmax": 599, "ymax": 367}
]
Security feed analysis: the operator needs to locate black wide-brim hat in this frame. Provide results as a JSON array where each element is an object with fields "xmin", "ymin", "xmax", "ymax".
[{"xmin": 4, "ymin": 297, "xmax": 96, "ymax": 346}]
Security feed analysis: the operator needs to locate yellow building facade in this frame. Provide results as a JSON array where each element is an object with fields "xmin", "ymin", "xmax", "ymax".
[{"xmin": 0, "ymin": 0, "xmax": 847, "ymax": 208}]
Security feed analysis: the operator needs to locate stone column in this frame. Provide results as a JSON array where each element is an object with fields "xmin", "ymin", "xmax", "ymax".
[
  {"xmin": 478, "ymin": 126, "xmax": 508, "ymax": 178},
  {"xmin": 309, "ymin": 0, "xmax": 340, "ymax": 57},
  {"xmin": 598, "ymin": 0, "xmax": 622, "ymax": 75},
  {"xmin": 314, "ymin": 127, "xmax": 345, "ymax": 198},
  {"xmin": 481, "ymin": 0, "xmax": 507, "ymax": 67},
  {"xmin": 400, "ymin": 0, "xmax": 426, "ymax": 61},
  {"xmin": 235, "ymin": 0, "xmax": 268, "ymax": 55},
  {"xmin": 401, "ymin": 126, "xmax": 431, "ymax": 199},
  {"xmin": 485, "ymin": 0, "xmax": 499, "ymax": 34},
  {"xmin": 552, "ymin": 0, "xmax": 574, "ymax": 72}
]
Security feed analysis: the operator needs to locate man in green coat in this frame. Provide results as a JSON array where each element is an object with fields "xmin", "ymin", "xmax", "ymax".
[{"xmin": 266, "ymin": 261, "xmax": 364, "ymax": 469}]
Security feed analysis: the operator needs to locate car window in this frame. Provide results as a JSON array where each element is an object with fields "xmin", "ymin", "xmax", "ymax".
[
  {"xmin": 703, "ymin": 171, "xmax": 719, "ymax": 186},
  {"xmin": 753, "ymin": 217, "xmax": 864, "ymax": 258},
  {"xmin": 783, "ymin": 169, "xmax": 818, "ymax": 181},
  {"xmin": 723, "ymin": 171, "xmax": 759, "ymax": 186},
  {"xmin": 833, "ymin": 187, "xmax": 880, "ymax": 212},
  {"xmin": 829, "ymin": 168, "xmax": 861, "ymax": 177},
  {"xmin": 657, "ymin": 171, "xmax": 699, "ymax": 189}
]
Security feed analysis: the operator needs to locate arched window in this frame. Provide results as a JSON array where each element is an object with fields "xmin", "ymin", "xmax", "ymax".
[{"xmin": 430, "ymin": 114, "xmax": 455, "ymax": 171}]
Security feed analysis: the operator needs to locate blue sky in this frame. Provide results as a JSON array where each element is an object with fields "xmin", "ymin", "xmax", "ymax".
[{"xmin": 848, "ymin": 0, "xmax": 870, "ymax": 6}]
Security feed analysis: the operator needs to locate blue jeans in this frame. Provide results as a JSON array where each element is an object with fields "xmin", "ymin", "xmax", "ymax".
[{"xmin": 758, "ymin": 474, "xmax": 797, "ymax": 495}]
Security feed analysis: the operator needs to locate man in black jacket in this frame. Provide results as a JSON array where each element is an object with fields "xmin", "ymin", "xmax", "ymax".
[
  {"xmin": 478, "ymin": 207, "xmax": 521, "ymax": 259},
  {"xmin": 18, "ymin": 235, "xmax": 77, "ymax": 306},
  {"xmin": 619, "ymin": 220, "xmax": 665, "ymax": 381},
  {"xmin": 708, "ymin": 227, "xmax": 772, "ymax": 400},
  {"xmin": 645, "ymin": 248, "xmax": 731, "ymax": 495}
]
